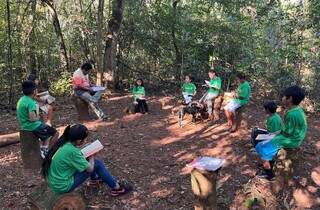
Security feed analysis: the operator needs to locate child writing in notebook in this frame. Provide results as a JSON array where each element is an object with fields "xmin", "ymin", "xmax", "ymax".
[
  {"xmin": 42, "ymin": 124, "xmax": 131, "ymax": 196},
  {"xmin": 181, "ymin": 75, "xmax": 196, "ymax": 105},
  {"xmin": 132, "ymin": 78, "xmax": 148, "ymax": 114},
  {"xmin": 255, "ymin": 86, "xmax": 307, "ymax": 181},
  {"xmin": 251, "ymin": 101, "xmax": 283, "ymax": 147}
]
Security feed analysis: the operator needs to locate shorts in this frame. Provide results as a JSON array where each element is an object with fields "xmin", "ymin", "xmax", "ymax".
[
  {"xmin": 255, "ymin": 140, "xmax": 279, "ymax": 161},
  {"xmin": 224, "ymin": 99, "xmax": 241, "ymax": 113},
  {"xmin": 33, "ymin": 123, "xmax": 57, "ymax": 141}
]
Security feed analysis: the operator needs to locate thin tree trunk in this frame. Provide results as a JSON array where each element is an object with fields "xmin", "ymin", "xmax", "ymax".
[
  {"xmin": 103, "ymin": 0, "xmax": 124, "ymax": 86},
  {"xmin": 42, "ymin": 0, "xmax": 69, "ymax": 71},
  {"xmin": 6, "ymin": 0, "xmax": 14, "ymax": 106},
  {"xmin": 28, "ymin": 0, "xmax": 37, "ymax": 74},
  {"xmin": 172, "ymin": 0, "xmax": 182, "ymax": 80},
  {"xmin": 78, "ymin": 0, "xmax": 91, "ymax": 60},
  {"xmin": 96, "ymin": 0, "xmax": 105, "ymax": 85}
]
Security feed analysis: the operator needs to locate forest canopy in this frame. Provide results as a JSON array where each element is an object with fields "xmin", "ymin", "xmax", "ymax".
[{"xmin": 0, "ymin": 0, "xmax": 319, "ymax": 109}]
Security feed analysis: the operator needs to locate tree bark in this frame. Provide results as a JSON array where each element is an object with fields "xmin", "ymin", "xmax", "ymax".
[
  {"xmin": 6, "ymin": 0, "xmax": 14, "ymax": 106},
  {"xmin": 96, "ymin": 0, "xmax": 105, "ymax": 85},
  {"xmin": 103, "ymin": 0, "xmax": 124, "ymax": 85},
  {"xmin": 28, "ymin": 0, "xmax": 37, "ymax": 74},
  {"xmin": 78, "ymin": 0, "xmax": 92, "ymax": 61},
  {"xmin": 41, "ymin": 0, "xmax": 69, "ymax": 71},
  {"xmin": 171, "ymin": 0, "xmax": 182, "ymax": 81}
]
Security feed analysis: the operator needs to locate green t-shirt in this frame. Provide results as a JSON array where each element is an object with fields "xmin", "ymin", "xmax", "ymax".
[
  {"xmin": 182, "ymin": 82, "xmax": 196, "ymax": 95},
  {"xmin": 208, "ymin": 77, "xmax": 222, "ymax": 95},
  {"xmin": 266, "ymin": 113, "xmax": 283, "ymax": 133},
  {"xmin": 16, "ymin": 96, "xmax": 42, "ymax": 131},
  {"xmin": 132, "ymin": 86, "xmax": 145, "ymax": 100},
  {"xmin": 234, "ymin": 81, "xmax": 251, "ymax": 106},
  {"xmin": 271, "ymin": 106, "xmax": 307, "ymax": 148},
  {"xmin": 48, "ymin": 142, "xmax": 90, "ymax": 194}
]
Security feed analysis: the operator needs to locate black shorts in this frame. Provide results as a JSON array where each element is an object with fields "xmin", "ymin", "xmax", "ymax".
[{"xmin": 32, "ymin": 123, "xmax": 57, "ymax": 141}]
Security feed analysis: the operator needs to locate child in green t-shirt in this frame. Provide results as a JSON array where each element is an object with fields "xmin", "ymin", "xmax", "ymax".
[
  {"xmin": 16, "ymin": 81, "xmax": 59, "ymax": 158},
  {"xmin": 204, "ymin": 69, "xmax": 222, "ymax": 120},
  {"xmin": 42, "ymin": 124, "xmax": 131, "ymax": 196},
  {"xmin": 255, "ymin": 85, "xmax": 307, "ymax": 181},
  {"xmin": 251, "ymin": 101, "xmax": 283, "ymax": 147},
  {"xmin": 182, "ymin": 75, "xmax": 196, "ymax": 104},
  {"xmin": 131, "ymin": 78, "xmax": 148, "ymax": 114},
  {"xmin": 224, "ymin": 73, "xmax": 251, "ymax": 132}
]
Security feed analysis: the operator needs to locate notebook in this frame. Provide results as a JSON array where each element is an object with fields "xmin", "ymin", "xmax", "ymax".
[
  {"xmin": 38, "ymin": 91, "xmax": 56, "ymax": 104},
  {"xmin": 81, "ymin": 140, "xmax": 104, "ymax": 158},
  {"xmin": 91, "ymin": 86, "xmax": 106, "ymax": 92}
]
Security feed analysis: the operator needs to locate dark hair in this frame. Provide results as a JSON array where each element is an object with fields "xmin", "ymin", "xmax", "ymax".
[
  {"xmin": 185, "ymin": 75, "xmax": 193, "ymax": 81},
  {"xmin": 22, "ymin": 81, "xmax": 36, "ymax": 95},
  {"xmin": 135, "ymin": 78, "xmax": 144, "ymax": 87},
  {"xmin": 81, "ymin": 62, "xmax": 93, "ymax": 71},
  {"xmin": 263, "ymin": 100, "xmax": 277, "ymax": 113},
  {"xmin": 42, "ymin": 124, "xmax": 89, "ymax": 178},
  {"xmin": 282, "ymin": 85, "xmax": 305, "ymax": 105},
  {"xmin": 27, "ymin": 74, "xmax": 37, "ymax": 82},
  {"xmin": 236, "ymin": 72, "xmax": 246, "ymax": 80}
]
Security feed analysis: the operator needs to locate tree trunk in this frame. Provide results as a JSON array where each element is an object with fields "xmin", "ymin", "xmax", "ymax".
[
  {"xmin": 96, "ymin": 0, "xmax": 105, "ymax": 85},
  {"xmin": 42, "ymin": 0, "xmax": 69, "ymax": 71},
  {"xmin": 171, "ymin": 0, "xmax": 182, "ymax": 81},
  {"xmin": 78, "ymin": 0, "xmax": 92, "ymax": 61},
  {"xmin": 103, "ymin": 0, "xmax": 124, "ymax": 86},
  {"xmin": 27, "ymin": 0, "xmax": 37, "ymax": 74},
  {"xmin": 6, "ymin": 0, "xmax": 14, "ymax": 107}
]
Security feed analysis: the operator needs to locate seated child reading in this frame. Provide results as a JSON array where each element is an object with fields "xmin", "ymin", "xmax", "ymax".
[
  {"xmin": 132, "ymin": 78, "xmax": 148, "ymax": 114},
  {"xmin": 205, "ymin": 69, "xmax": 222, "ymax": 121},
  {"xmin": 42, "ymin": 124, "xmax": 131, "ymax": 196},
  {"xmin": 255, "ymin": 85, "xmax": 307, "ymax": 180},
  {"xmin": 251, "ymin": 101, "xmax": 283, "ymax": 147},
  {"xmin": 224, "ymin": 73, "xmax": 251, "ymax": 132},
  {"xmin": 181, "ymin": 75, "xmax": 196, "ymax": 104},
  {"xmin": 17, "ymin": 81, "xmax": 59, "ymax": 158},
  {"xmin": 27, "ymin": 74, "xmax": 55, "ymax": 126}
]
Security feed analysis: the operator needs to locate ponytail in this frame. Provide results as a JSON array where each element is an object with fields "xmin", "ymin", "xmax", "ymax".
[
  {"xmin": 41, "ymin": 124, "xmax": 89, "ymax": 178},
  {"xmin": 42, "ymin": 125, "xmax": 71, "ymax": 178}
]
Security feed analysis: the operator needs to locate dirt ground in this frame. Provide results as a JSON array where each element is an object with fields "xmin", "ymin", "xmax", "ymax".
[{"xmin": 0, "ymin": 94, "xmax": 319, "ymax": 210}]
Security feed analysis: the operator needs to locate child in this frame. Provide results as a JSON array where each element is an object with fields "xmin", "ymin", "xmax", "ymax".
[
  {"xmin": 205, "ymin": 69, "xmax": 222, "ymax": 121},
  {"xmin": 224, "ymin": 73, "xmax": 251, "ymax": 132},
  {"xmin": 181, "ymin": 75, "xmax": 196, "ymax": 104},
  {"xmin": 27, "ymin": 74, "xmax": 55, "ymax": 126},
  {"xmin": 255, "ymin": 85, "xmax": 307, "ymax": 180},
  {"xmin": 42, "ymin": 124, "xmax": 131, "ymax": 196},
  {"xmin": 17, "ymin": 81, "xmax": 59, "ymax": 158},
  {"xmin": 251, "ymin": 101, "xmax": 283, "ymax": 147},
  {"xmin": 132, "ymin": 78, "xmax": 148, "ymax": 114}
]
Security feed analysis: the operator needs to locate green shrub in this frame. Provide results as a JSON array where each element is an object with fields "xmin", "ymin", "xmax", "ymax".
[{"xmin": 49, "ymin": 72, "xmax": 73, "ymax": 96}]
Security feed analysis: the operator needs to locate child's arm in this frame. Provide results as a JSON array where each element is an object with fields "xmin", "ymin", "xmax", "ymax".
[{"xmin": 86, "ymin": 156, "xmax": 95, "ymax": 172}]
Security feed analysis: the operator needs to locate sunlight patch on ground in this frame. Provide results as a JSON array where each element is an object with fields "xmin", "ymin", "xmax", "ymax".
[
  {"xmin": 0, "ymin": 152, "xmax": 19, "ymax": 166},
  {"xmin": 150, "ymin": 187, "xmax": 175, "ymax": 198},
  {"xmin": 107, "ymin": 95, "xmax": 131, "ymax": 101},
  {"xmin": 311, "ymin": 166, "xmax": 320, "ymax": 186},
  {"xmin": 293, "ymin": 188, "xmax": 314, "ymax": 208}
]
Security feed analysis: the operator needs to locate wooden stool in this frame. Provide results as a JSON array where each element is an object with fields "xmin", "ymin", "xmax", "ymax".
[
  {"xmin": 272, "ymin": 148, "xmax": 300, "ymax": 195},
  {"xmin": 28, "ymin": 183, "xmax": 85, "ymax": 210},
  {"xmin": 235, "ymin": 106, "xmax": 247, "ymax": 129},
  {"xmin": 213, "ymin": 95, "xmax": 223, "ymax": 121},
  {"xmin": 191, "ymin": 168, "xmax": 219, "ymax": 210},
  {"xmin": 73, "ymin": 96, "xmax": 90, "ymax": 121},
  {"xmin": 20, "ymin": 130, "xmax": 42, "ymax": 171}
]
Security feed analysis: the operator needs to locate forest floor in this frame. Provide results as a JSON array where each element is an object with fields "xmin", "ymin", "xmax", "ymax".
[{"xmin": 0, "ymin": 93, "xmax": 319, "ymax": 210}]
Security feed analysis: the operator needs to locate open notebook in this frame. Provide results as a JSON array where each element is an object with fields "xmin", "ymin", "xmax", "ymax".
[
  {"xmin": 81, "ymin": 140, "xmax": 104, "ymax": 158},
  {"xmin": 38, "ymin": 91, "xmax": 56, "ymax": 104}
]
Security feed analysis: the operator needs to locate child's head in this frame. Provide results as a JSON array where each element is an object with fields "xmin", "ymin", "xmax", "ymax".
[
  {"xmin": 22, "ymin": 81, "xmax": 36, "ymax": 96},
  {"xmin": 281, "ymin": 85, "xmax": 305, "ymax": 107},
  {"xmin": 81, "ymin": 62, "xmax": 93, "ymax": 75},
  {"xmin": 208, "ymin": 69, "xmax": 216, "ymax": 79},
  {"xmin": 185, "ymin": 75, "xmax": 192, "ymax": 83},
  {"xmin": 236, "ymin": 72, "xmax": 246, "ymax": 83},
  {"xmin": 135, "ymin": 78, "xmax": 144, "ymax": 86},
  {"xmin": 27, "ymin": 74, "xmax": 39, "ymax": 86},
  {"xmin": 263, "ymin": 101, "xmax": 278, "ymax": 114}
]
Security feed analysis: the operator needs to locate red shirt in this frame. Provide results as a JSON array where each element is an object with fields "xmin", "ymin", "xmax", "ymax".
[{"xmin": 72, "ymin": 68, "xmax": 90, "ymax": 89}]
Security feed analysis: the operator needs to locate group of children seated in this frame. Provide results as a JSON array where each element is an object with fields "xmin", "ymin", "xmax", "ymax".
[
  {"xmin": 15, "ymin": 62, "xmax": 307, "ymax": 198},
  {"xmin": 181, "ymin": 69, "xmax": 250, "ymax": 132}
]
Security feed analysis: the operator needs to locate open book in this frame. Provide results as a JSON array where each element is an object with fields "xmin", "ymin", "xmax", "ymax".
[
  {"xmin": 81, "ymin": 140, "xmax": 104, "ymax": 158},
  {"xmin": 37, "ymin": 91, "xmax": 56, "ymax": 104},
  {"xmin": 91, "ymin": 86, "xmax": 106, "ymax": 92},
  {"xmin": 256, "ymin": 133, "xmax": 276, "ymax": 141}
]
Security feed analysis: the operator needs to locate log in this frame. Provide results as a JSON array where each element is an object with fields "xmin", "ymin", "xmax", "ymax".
[
  {"xmin": 73, "ymin": 96, "xmax": 90, "ymax": 121},
  {"xmin": 20, "ymin": 130, "xmax": 42, "ymax": 171},
  {"xmin": 0, "ymin": 132, "xmax": 20, "ymax": 147},
  {"xmin": 28, "ymin": 183, "xmax": 86, "ymax": 210},
  {"xmin": 191, "ymin": 168, "xmax": 218, "ymax": 210},
  {"xmin": 272, "ymin": 148, "xmax": 300, "ymax": 195},
  {"xmin": 213, "ymin": 95, "xmax": 223, "ymax": 121},
  {"xmin": 236, "ymin": 106, "xmax": 247, "ymax": 129}
]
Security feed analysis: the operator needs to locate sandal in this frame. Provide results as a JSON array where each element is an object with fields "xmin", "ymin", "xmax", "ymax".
[{"xmin": 110, "ymin": 182, "xmax": 133, "ymax": 197}]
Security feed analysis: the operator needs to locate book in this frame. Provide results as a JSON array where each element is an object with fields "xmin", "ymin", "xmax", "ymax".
[
  {"xmin": 38, "ymin": 91, "xmax": 56, "ymax": 104},
  {"xmin": 81, "ymin": 140, "xmax": 104, "ymax": 158},
  {"xmin": 187, "ymin": 156, "xmax": 225, "ymax": 171},
  {"xmin": 256, "ymin": 133, "xmax": 276, "ymax": 141},
  {"xmin": 91, "ymin": 86, "xmax": 106, "ymax": 92}
]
